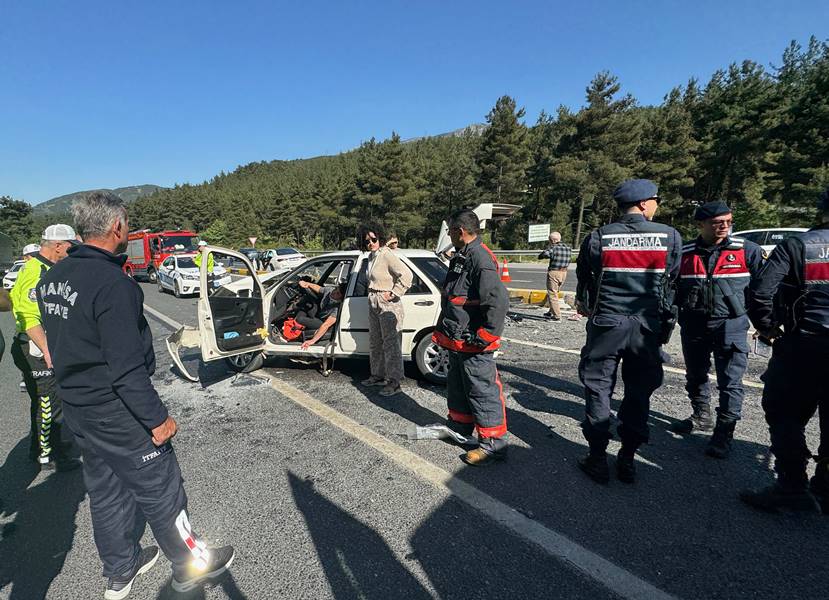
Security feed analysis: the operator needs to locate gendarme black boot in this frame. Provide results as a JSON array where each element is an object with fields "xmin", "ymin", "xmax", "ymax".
[
  {"xmin": 809, "ymin": 458, "xmax": 829, "ymax": 515},
  {"xmin": 668, "ymin": 406, "xmax": 713, "ymax": 435},
  {"xmin": 578, "ymin": 451, "xmax": 610, "ymax": 484},
  {"xmin": 705, "ymin": 420, "xmax": 736, "ymax": 459}
]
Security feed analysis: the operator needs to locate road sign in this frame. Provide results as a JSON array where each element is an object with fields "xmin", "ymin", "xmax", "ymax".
[
  {"xmin": 528, "ymin": 224, "xmax": 550, "ymax": 243},
  {"xmin": 248, "ymin": 237, "xmax": 258, "ymax": 246}
]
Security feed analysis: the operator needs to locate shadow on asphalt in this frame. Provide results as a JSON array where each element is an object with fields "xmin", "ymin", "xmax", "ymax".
[
  {"xmin": 155, "ymin": 572, "xmax": 249, "ymax": 600},
  {"xmin": 289, "ymin": 472, "xmax": 433, "ymax": 599},
  {"xmin": 338, "ymin": 355, "xmax": 828, "ymax": 599},
  {"xmin": 0, "ymin": 437, "xmax": 86, "ymax": 600}
]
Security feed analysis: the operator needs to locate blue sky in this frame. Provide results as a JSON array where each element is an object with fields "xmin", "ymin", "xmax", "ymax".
[{"xmin": 0, "ymin": 0, "xmax": 825, "ymax": 204}]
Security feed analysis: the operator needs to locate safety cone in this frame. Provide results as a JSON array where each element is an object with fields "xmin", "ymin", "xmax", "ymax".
[{"xmin": 500, "ymin": 258, "xmax": 512, "ymax": 283}]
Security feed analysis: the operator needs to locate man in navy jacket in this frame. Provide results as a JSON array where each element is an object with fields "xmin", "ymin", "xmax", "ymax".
[{"xmin": 38, "ymin": 192, "xmax": 234, "ymax": 599}]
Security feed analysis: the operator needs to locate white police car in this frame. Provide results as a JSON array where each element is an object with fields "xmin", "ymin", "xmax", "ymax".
[
  {"xmin": 3, "ymin": 261, "xmax": 25, "ymax": 290},
  {"xmin": 156, "ymin": 254, "xmax": 230, "ymax": 297}
]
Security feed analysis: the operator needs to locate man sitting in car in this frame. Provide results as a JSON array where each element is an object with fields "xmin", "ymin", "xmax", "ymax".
[{"xmin": 296, "ymin": 280, "xmax": 347, "ymax": 349}]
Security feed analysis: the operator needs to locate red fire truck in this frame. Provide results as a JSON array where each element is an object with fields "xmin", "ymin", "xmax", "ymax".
[{"xmin": 124, "ymin": 230, "xmax": 199, "ymax": 282}]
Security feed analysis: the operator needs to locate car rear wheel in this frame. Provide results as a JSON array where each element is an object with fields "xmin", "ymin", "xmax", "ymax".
[
  {"xmin": 225, "ymin": 351, "xmax": 264, "ymax": 374},
  {"xmin": 414, "ymin": 333, "xmax": 449, "ymax": 384}
]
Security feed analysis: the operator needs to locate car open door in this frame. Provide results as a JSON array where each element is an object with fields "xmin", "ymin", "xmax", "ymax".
[
  {"xmin": 166, "ymin": 247, "xmax": 267, "ymax": 381},
  {"xmin": 434, "ymin": 202, "xmax": 522, "ymax": 258}
]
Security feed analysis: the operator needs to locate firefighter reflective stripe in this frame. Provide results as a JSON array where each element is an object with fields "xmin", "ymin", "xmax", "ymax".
[
  {"xmin": 175, "ymin": 510, "xmax": 210, "ymax": 570},
  {"xmin": 448, "ymin": 409, "xmax": 475, "ymax": 424},
  {"xmin": 600, "ymin": 233, "xmax": 668, "ymax": 273},
  {"xmin": 39, "ymin": 396, "xmax": 52, "ymax": 459}
]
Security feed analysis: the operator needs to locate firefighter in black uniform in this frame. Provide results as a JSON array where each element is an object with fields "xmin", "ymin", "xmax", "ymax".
[
  {"xmin": 669, "ymin": 201, "xmax": 764, "ymax": 458},
  {"xmin": 740, "ymin": 188, "xmax": 829, "ymax": 515},
  {"xmin": 576, "ymin": 179, "xmax": 682, "ymax": 484},
  {"xmin": 433, "ymin": 209, "xmax": 510, "ymax": 466},
  {"xmin": 38, "ymin": 192, "xmax": 235, "ymax": 599}
]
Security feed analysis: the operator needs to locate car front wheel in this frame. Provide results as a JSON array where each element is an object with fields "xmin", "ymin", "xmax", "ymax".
[
  {"xmin": 414, "ymin": 333, "xmax": 449, "ymax": 384},
  {"xmin": 147, "ymin": 268, "xmax": 158, "ymax": 284},
  {"xmin": 173, "ymin": 279, "xmax": 182, "ymax": 298},
  {"xmin": 157, "ymin": 278, "xmax": 165, "ymax": 293},
  {"xmin": 225, "ymin": 351, "xmax": 265, "ymax": 374}
]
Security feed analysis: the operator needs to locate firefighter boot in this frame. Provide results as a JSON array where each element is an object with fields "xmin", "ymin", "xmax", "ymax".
[
  {"xmin": 705, "ymin": 419, "xmax": 736, "ymax": 459},
  {"xmin": 809, "ymin": 458, "xmax": 829, "ymax": 515},
  {"xmin": 740, "ymin": 471, "xmax": 821, "ymax": 515},
  {"xmin": 668, "ymin": 405, "xmax": 713, "ymax": 435}
]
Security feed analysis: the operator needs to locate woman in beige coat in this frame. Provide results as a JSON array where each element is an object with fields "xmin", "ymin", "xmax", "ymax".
[{"xmin": 358, "ymin": 224, "xmax": 413, "ymax": 396}]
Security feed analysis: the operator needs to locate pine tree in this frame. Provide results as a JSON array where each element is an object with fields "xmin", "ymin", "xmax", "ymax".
[{"xmin": 476, "ymin": 96, "xmax": 531, "ymax": 205}]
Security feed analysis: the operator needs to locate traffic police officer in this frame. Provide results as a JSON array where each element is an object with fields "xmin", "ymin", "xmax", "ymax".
[
  {"xmin": 10, "ymin": 224, "xmax": 80, "ymax": 470},
  {"xmin": 576, "ymin": 179, "xmax": 682, "ymax": 484},
  {"xmin": 193, "ymin": 240, "xmax": 214, "ymax": 271},
  {"xmin": 433, "ymin": 209, "xmax": 510, "ymax": 466},
  {"xmin": 669, "ymin": 201, "xmax": 764, "ymax": 458},
  {"xmin": 740, "ymin": 188, "xmax": 829, "ymax": 514},
  {"xmin": 39, "ymin": 193, "xmax": 234, "ymax": 597}
]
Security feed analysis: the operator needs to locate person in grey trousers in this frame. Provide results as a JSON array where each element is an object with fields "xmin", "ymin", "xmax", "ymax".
[{"xmin": 358, "ymin": 223, "xmax": 413, "ymax": 397}]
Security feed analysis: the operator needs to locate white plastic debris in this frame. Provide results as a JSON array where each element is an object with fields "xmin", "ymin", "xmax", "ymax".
[{"xmin": 406, "ymin": 423, "xmax": 476, "ymax": 446}]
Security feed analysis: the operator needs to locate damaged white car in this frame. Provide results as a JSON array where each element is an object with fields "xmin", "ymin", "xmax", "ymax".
[{"xmin": 166, "ymin": 203, "xmax": 521, "ymax": 384}]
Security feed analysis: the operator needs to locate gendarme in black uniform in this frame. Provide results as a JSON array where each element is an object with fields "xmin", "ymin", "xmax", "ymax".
[
  {"xmin": 671, "ymin": 201, "xmax": 764, "ymax": 458},
  {"xmin": 576, "ymin": 179, "xmax": 682, "ymax": 484},
  {"xmin": 37, "ymin": 244, "xmax": 208, "ymax": 582},
  {"xmin": 740, "ymin": 189, "xmax": 829, "ymax": 515}
]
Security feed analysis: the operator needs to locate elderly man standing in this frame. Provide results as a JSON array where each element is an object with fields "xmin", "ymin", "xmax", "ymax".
[
  {"xmin": 538, "ymin": 231, "xmax": 572, "ymax": 320},
  {"xmin": 10, "ymin": 224, "xmax": 81, "ymax": 471},
  {"xmin": 38, "ymin": 192, "xmax": 234, "ymax": 599}
]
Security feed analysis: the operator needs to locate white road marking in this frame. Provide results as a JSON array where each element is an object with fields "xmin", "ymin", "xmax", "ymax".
[
  {"xmin": 144, "ymin": 303, "xmax": 185, "ymax": 331},
  {"xmin": 501, "ymin": 336, "xmax": 764, "ymax": 390},
  {"xmin": 145, "ymin": 302, "xmax": 677, "ymax": 600},
  {"xmin": 267, "ymin": 377, "xmax": 677, "ymax": 600}
]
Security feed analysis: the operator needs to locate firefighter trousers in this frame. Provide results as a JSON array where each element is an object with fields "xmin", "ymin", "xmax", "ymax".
[
  {"xmin": 446, "ymin": 350, "xmax": 508, "ymax": 451},
  {"xmin": 11, "ymin": 335, "xmax": 66, "ymax": 462},
  {"xmin": 63, "ymin": 399, "xmax": 202, "ymax": 578}
]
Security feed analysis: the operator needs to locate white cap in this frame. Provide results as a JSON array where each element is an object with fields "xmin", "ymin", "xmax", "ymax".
[
  {"xmin": 22, "ymin": 243, "xmax": 41, "ymax": 256},
  {"xmin": 43, "ymin": 224, "xmax": 78, "ymax": 241},
  {"xmin": 198, "ymin": 240, "xmax": 207, "ymax": 246}
]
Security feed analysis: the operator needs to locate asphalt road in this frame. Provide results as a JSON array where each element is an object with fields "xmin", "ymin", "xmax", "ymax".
[
  {"xmin": 0, "ymin": 283, "xmax": 826, "ymax": 600},
  {"xmin": 502, "ymin": 264, "xmax": 577, "ymax": 292}
]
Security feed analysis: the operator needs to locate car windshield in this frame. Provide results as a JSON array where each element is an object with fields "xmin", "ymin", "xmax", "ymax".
[
  {"xmin": 160, "ymin": 235, "xmax": 196, "ymax": 252},
  {"xmin": 276, "ymin": 248, "xmax": 299, "ymax": 256},
  {"xmin": 9, "ymin": 262, "xmax": 23, "ymax": 273},
  {"xmin": 177, "ymin": 257, "xmax": 197, "ymax": 269}
]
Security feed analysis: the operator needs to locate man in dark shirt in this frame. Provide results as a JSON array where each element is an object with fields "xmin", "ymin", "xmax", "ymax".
[
  {"xmin": 538, "ymin": 231, "xmax": 572, "ymax": 320},
  {"xmin": 740, "ymin": 188, "xmax": 829, "ymax": 515},
  {"xmin": 38, "ymin": 192, "xmax": 235, "ymax": 599}
]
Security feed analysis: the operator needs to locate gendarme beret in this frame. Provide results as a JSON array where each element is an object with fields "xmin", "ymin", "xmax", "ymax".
[
  {"xmin": 694, "ymin": 200, "xmax": 732, "ymax": 221},
  {"xmin": 613, "ymin": 179, "xmax": 658, "ymax": 205}
]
